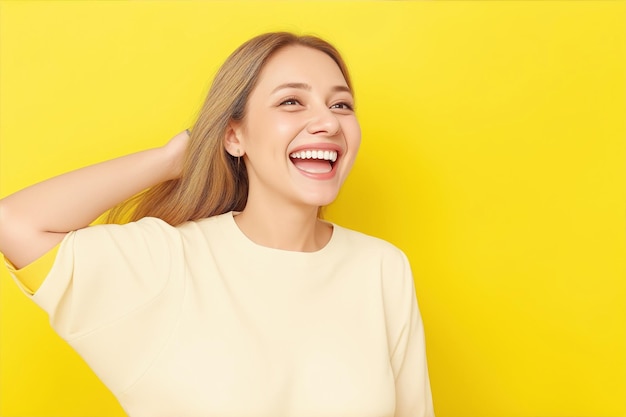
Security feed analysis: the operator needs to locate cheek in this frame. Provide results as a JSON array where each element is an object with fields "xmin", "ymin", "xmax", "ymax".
[
  {"xmin": 345, "ymin": 120, "xmax": 362, "ymax": 149},
  {"xmin": 242, "ymin": 116, "xmax": 280, "ymax": 149},
  {"xmin": 248, "ymin": 113, "xmax": 302, "ymax": 144},
  {"xmin": 273, "ymin": 114, "xmax": 305, "ymax": 138}
]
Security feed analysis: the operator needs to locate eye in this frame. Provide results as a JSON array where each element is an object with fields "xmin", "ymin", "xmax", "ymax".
[
  {"xmin": 279, "ymin": 97, "xmax": 301, "ymax": 106},
  {"xmin": 330, "ymin": 102, "xmax": 354, "ymax": 111}
]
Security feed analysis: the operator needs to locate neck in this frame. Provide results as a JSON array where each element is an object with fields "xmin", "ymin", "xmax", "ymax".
[{"xmin": 234, "ymin": 201, "xmax": 331, "ymax": 252}]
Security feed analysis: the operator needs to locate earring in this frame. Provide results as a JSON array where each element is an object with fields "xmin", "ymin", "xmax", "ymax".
[{"xmin": 237, "ymin": 149, "xmax": 241, "ymax": 169}]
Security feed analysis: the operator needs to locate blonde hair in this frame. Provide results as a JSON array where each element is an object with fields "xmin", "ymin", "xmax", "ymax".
[{"xmin": 107, "ymin": 32, "xmax": 353, "ymax": 226}]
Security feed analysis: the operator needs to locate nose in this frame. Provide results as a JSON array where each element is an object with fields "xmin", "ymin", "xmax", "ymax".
[{"xmin": 306, "ymin": 105, "xmax": 341, "ymax": 137}]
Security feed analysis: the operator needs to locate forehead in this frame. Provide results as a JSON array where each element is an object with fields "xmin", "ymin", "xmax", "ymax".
[{"xmin": 254, "ymin": 45, "xmax": 349, "ymax": 93}]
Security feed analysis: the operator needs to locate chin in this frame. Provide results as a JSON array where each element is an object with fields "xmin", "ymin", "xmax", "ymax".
[{"xmin": 299, "ymin": 189, "xmax": 340, "ymax": 208}]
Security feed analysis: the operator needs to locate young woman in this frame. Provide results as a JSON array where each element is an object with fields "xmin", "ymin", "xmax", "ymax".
[{"xmin": 0, "ymin": 32, "xmax": 434, "ymax": 417}]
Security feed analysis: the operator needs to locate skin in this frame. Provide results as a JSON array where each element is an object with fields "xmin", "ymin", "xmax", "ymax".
[{"xmin": 225, "ymin": 46, "xmax": 361, "ymax": 252}]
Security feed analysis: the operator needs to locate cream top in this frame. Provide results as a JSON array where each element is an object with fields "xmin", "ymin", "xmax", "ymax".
[{"xmin": 16, "ymin": 212, "xmax": 434, "ymax": 417}]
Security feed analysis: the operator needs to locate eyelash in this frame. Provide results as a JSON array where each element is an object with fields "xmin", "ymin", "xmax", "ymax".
[
  {"xmin": 280, "ymin": 96, "xmax": 301, "ymax": 106},
  {"xmin": 279, "ymin": 97, "xmax": 354, "ymax": 111},
  {"xmin": 331, "ymin": 102, "xmax": 354, "ymax": 111}
]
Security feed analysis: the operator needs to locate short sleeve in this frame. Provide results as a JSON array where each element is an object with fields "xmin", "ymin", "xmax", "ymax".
[
  {"xmin": 30, "ymin": 217, "xmax": 183, "ymax": 341},
  {"xmin": 382, "ymin": 250, "xmax": 435, "ymax": 417},
  {"xmin": 4, "ymin": 244, "xmax": 60, "ymax": 295}
]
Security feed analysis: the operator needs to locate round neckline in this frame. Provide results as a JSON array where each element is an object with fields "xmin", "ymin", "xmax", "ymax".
[{"xmin": 222, "ymin": 211, "xmax": 340, "ymax": 257}]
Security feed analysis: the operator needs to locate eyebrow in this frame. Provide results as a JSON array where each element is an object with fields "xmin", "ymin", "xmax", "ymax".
[{"xmin": 271, "ymin": 82, "xmax": 352, "ymax": 95}]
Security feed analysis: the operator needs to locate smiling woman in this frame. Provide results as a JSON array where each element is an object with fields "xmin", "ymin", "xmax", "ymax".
[
  {"xmin": 0, "ymin": 32, "xmax": 434, "ymax": 417},
  {"xmin": 226, "ymin": 45, "xmax": 361, "ymax": 236}
]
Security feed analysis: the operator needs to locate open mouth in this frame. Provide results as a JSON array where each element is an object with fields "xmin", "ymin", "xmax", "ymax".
[{"xmin": 289, "ymin": 149, "xmax": 338, "ymax": 174}]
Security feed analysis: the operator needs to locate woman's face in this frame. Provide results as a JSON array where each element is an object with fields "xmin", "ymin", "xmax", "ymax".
[{"xmin": 230, "ymin": 45, "xmax": 361, "ymax": 210}]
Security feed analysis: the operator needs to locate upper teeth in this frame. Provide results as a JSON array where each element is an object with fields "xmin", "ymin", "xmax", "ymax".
[{"xmin": 289, "ymin": 150, "xmax": 338, "ymax": 162}]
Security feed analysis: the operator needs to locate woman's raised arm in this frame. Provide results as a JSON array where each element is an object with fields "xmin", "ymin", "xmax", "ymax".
[{"xmin": 0, "ymin": 130, "xmax": 189, "ymax": 269}]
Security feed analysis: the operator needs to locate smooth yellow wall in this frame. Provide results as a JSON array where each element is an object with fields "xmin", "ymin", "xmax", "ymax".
[{"xmin": 1, "ymin": 1, "xmax": 624, "ymax": 416}]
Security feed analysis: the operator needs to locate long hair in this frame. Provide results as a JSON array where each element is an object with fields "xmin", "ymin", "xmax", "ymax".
[{"xmin": 107, "ymin": 32, "xmax": 353, "ymax": 226}]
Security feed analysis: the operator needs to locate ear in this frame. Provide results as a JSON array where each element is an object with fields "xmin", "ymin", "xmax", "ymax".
[{"xmin": 224, "ymin": 122, "xmax": 245, "ymax": 158}]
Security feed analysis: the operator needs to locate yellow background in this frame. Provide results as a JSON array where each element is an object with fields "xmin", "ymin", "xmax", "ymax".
[{"xmin": 1, "ymin": 1, "xmax": 624, "ymax": 416}]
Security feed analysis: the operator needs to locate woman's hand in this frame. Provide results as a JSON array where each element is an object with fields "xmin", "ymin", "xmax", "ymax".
[{"xmin": 162, "ymin": 129, "xmax": 191, "ymax": 180}]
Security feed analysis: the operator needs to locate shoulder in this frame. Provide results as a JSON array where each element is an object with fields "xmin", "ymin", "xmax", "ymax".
[
  {"xmin": 332, "ymin": 224, "xmax": 415, "ymax": 304},
  {"xmin": 73, "ymin": 216, "xmax": 178, "ymax": 240},
  {"xmin": 63, "ymin": 213, "xmax": 233, "ymax": 262},
  {"xmin": 74, "ymin": 214, "xmax": 223, "ymax": 242},
  {"xmin": 173, "ymin": 211, "xmax": 232, "ymax": 243},
  {"xmin": 61, "ymin": 217, "xmax": 188, "ymax": 269},
  {"xmin": 332, "ymin": 223, "xmax": 410, "ymax": 266}
]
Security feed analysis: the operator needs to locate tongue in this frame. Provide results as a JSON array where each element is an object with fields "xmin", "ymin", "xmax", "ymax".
[{"xmin": 292, "ymin": 159, "xmax": 332, "ymax": 174}]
